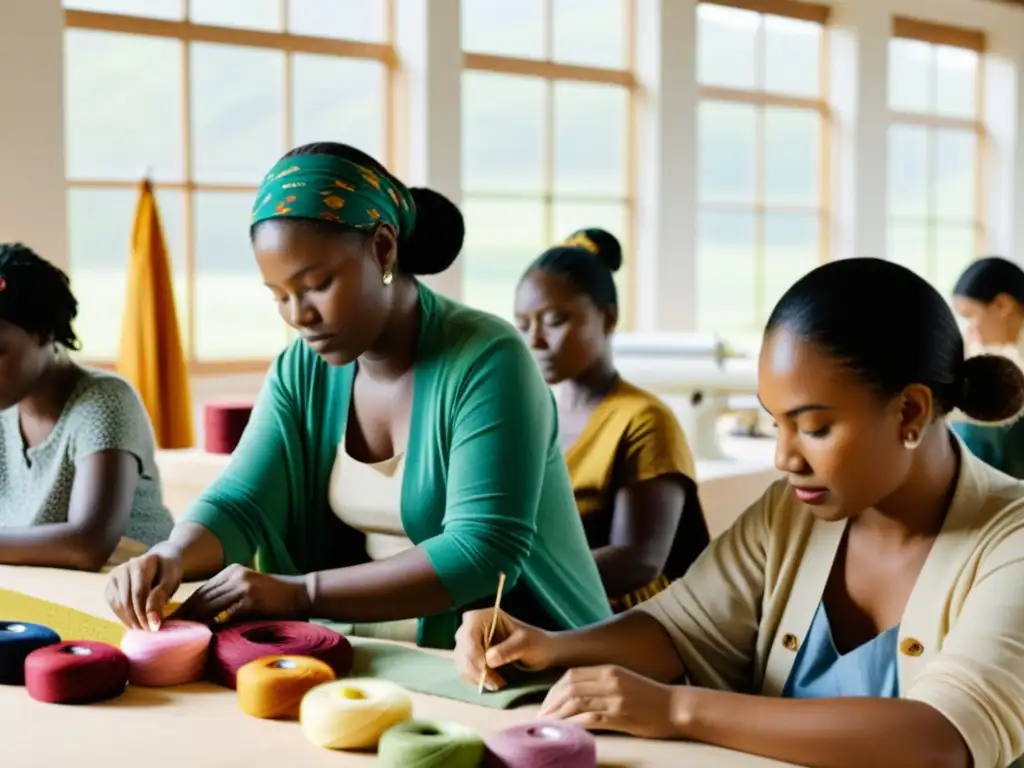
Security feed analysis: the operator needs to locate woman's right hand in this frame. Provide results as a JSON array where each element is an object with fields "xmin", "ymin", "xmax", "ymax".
[
  {"xmin": 454, "ymin": 608, "xmax": 557, "ymax": 691},
  {"xmin": 104, "ymin": 543, "xmax": 184, "ymax": 631}
]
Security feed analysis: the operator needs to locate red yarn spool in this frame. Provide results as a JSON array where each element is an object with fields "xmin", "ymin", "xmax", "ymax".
[
  {"xmin": 24, "ymin": 641, "xmax": 130, "ymax": 704},
  {"xmin": 207, "ymin": 621, "xmax": 353, "ymax": 689},
  {"xmin": 203, "ymin": 400, "xmax": 254, "ymax": 454}
]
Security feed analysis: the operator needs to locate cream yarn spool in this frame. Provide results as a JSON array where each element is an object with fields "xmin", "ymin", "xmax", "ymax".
[{"xmin": 299, "ymin": 678, "xmax": 413, "ymax": 750}]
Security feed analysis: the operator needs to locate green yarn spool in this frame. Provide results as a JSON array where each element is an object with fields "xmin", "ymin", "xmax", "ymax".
[{"xmin": 378, "ymin": 719, "xmax": 485, "ymax": 768}]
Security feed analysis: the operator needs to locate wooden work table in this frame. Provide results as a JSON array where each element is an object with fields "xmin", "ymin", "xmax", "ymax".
[{"xmin": 0, "ymin": 565, "xmax": 797, "ymax": 768}]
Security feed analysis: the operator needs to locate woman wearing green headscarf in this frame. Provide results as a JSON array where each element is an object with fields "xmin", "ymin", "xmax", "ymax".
[{"xmin": 103, "ymin": 142, "xmax": 611, "ymax": 649}]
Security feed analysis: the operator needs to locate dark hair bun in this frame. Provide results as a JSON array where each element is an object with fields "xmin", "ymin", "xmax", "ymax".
[
  {"xmin": 566, "ymin": 228, "xmax": 622, "ymax": 273},
  {"xmin": 397, "ymin": 187, "xmax": 465, "ymax": 276},
  {"xmin": 959, "ymin": 354, "xmax": 1024, "ymax": 423}
]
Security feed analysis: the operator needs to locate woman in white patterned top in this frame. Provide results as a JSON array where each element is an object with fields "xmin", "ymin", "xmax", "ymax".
[{"xmin": 0, "ymin": 243, "xmax": 173, "ymax": 571}]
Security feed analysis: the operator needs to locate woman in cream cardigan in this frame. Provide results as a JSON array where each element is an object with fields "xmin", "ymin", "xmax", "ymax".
[{"xmin": 455, "ymin": 258, "xmax": 1024, "ymax": 768}]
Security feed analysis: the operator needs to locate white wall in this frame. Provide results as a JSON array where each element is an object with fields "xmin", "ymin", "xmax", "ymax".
[{"xmin": 2, "ymin": 0, "xmax": 1024, "ymax": 427}]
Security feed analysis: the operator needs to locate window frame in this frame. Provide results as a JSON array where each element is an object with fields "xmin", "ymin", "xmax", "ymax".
[
  {"xmin": 64, "ymin": 3, "xmax": 396, "ymax": 374},
  {"xmin": 695, "ymin": 0, "xmax": 833, "ymax": 333},
  {"xmin": 460, "ymin": 0, "xmax": 638, "ymax": 329},
  {"xmin": 886, "ymin": 16, "xmax": 987, "ymax": 282}
]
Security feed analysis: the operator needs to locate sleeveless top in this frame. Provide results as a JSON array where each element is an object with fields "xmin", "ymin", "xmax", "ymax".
[
  {"xmin": 327, "ymin": 438, "xmax": 418, "ymax": 642},
  {"xmin": 783, "ymin": 601, "xmax": 900, "ymax": 699}
]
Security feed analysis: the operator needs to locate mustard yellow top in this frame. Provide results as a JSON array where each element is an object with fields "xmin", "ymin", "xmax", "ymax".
[
  {"xmin": 566, "ymin": 378, "xmax": 709, "ymax": 611},
  {"xmin": 635, "ymin": 434, "xmax": 1024, "ymax": 768}
]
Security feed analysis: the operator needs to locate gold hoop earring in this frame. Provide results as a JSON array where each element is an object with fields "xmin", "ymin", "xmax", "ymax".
[
  {"xmin": 382, "ymin": 269, "xmax": 393, "ymax": 286},
  {"xmin": 903, "ymin": 429, "xmax": 921, "ymax": 450}
]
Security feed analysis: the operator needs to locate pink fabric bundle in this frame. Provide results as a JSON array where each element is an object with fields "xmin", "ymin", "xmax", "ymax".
[
  {"xmin": 120, "ymin": 620, "xmax": 213, "ymax": 687},
  {"xmin": 484, "ymin": 720, "xmax": 597, "ymax": 768}
]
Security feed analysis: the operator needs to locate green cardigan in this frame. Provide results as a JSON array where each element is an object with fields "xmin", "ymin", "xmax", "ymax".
[
  {"xmin": 951, "ymin": 418, "xmax": 1024, "ymax": 480},
  {"xmin": 181, "ymin": 282, "xmax": 611, "ymax": 648}
]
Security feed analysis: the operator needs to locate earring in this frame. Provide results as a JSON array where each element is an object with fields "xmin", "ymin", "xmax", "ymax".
[
  {"xmin": 903, "ymin": 429, "xmax": 921, "ymax": 450},
  {"xmin": 382, "ymin": 269, "xmax": 393, "ymax": 286}
]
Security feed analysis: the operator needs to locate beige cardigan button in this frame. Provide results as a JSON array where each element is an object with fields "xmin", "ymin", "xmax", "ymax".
[
  {"xmin": 900, "ymin": 637, "xmax": 925, "ymax": 657},
  {"xmin": 781, "ymin": 633, "xmax": 799, "ymax": 651}
]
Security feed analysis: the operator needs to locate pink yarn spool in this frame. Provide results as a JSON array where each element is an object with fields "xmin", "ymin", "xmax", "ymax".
[
  {"xmin": 120, "ymin": 620, "xmax": 213, "ymax": 687},
  {"xmin": 484, "ymin": 720, "xmax": 597, "ymax": 768}
]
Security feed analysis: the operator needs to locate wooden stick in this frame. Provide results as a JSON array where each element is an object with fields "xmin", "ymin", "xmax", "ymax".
[{"xmin": 478, "ymin": 571, "xmax": 507, "ymax": 695}]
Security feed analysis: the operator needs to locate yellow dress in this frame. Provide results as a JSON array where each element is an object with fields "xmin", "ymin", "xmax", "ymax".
[{"xmin": 565, "ymin": 378, "xmax": 710, "ymax": 611}]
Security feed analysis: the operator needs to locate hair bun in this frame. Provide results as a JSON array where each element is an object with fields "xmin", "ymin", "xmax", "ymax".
[
  {"xmin": 396, "ymin": 187, "xmax": 464, "ymax": 276},
  {"xmin": 565, "ymin": 228, "xmax": 622, "ymax": 274},
  {"xmin": 958, "ymin": 354, "xmax": 1024, "ymax": 424}
]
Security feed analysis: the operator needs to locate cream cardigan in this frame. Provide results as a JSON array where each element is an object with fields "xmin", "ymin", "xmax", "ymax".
[{"xmin": 636, "ymin": 437, "xmax": 1024, "ymax": 768}]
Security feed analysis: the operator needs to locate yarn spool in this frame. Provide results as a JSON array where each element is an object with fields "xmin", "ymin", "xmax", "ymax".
[
  {"xmin": 378, "ymin": 720, "xmax": 486, "ymax": 768},
  {"xmin": 300, "ymin": 678, "xmax": 413, "ymax": 750},
  {"xmin": 207, "ymin": 620, "xmax": 352, "ymax": 689},
  {"xmin": 0, "ymin": 622, "xmax": 61, "ymax": 685},
  {"xmin": 120, "ymin": 620, "xmax": 212, "ymax": 687},
  {"xmin": 203, "ymin": 400, "xmax": 254, "ymax": 454},
  {"xmin": 484, "ymin": 720, "xmax": 598, "ymax": 768},
  {"xmin": 24, "ymin": 641, "xmax": 130, "ymax": 704},
  {"xmin": 236, "ymin": 655, "xmax": 336, "ymax": 720}
]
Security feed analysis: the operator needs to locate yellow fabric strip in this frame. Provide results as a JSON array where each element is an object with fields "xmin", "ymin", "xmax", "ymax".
[{"xmin": 0, "ymin": 587, "xmax": 125, "ymax": 646}]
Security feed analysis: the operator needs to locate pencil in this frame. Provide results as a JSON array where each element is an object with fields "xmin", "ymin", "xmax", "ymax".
[{"xmin": 478, "ymin": 571, "xmax": 507, "ymax": 695}]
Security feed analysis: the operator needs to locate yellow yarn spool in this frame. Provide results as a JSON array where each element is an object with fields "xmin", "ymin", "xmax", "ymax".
[
  {"xmin": 299, "ymin": 678, "xmax": 413, "ymax": 750},
  {"xmin": 236, "ymin": 655, "xmax": 336, "ymax": 720}
]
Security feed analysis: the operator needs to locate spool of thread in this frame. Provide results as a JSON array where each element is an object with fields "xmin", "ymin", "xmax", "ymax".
[
  {"xmin": 378, "ymin": 720, "xmax": 486, "ymax": 768},
  {"xmin": 207, "ymin": 620, "xmax": 353, "ymax": 689},
  {"xmin": 0, "ymin": 622, "xmax": 61, "ymax": 685},
  {"xmin": 120, "ymin": 620, "xmax": 212, "ymax": 687},
  {"xmin": 24, "ymin": 641, "xmax": 130, "ymax": 704},
  {"xmin": 204, "ymin": 400, "xmax": 254, "ymax": 454},
  {"xmin": 300, "ymin": 678, "xmax": 413, "ymax": 750},
  {"xmin": 484, "ymin": 720, "xmax": 597, "ymax": 768},
  {"xmin": 236, "ymin": 655, "xmax": 336, "ymax": 719}
]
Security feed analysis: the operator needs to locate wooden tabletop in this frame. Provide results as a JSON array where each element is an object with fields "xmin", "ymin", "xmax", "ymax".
[{"xmin": 0, "ymin": 565, "xmax": 796, "ymax": 768}]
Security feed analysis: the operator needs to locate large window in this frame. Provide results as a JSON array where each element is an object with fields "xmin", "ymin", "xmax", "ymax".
[
  {"xmin": 460, "ymin": 0, "xmax": 635, "ymax": 325},
  {"xmin": 886, "ymin": 18, "xmax": 984, "ymax": 295},
  {"xmin": 63, "ymin": 1, "xmax": 391, "ymax": 365},
  {"xmin": 695, "ymin": 0, "xmax": 830, "ymax": 336}
]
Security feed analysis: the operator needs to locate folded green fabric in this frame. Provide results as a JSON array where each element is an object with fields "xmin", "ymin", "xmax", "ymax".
[{"xmin": 316, "ymin": 622, "xmax": 558, "ymax": 709}]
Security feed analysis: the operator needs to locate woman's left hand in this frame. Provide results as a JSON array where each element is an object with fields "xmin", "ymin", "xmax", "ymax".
[
  {"xmin": 170, "ymin": 564, "xmax": 312, "ymax": 625},
  {"xmin": 538, "ymin": 665, "xmax": 689, "ymax": 740}
]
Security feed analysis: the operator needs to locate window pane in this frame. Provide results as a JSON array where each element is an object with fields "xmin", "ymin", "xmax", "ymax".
[
  {"xmin": 935, "ymin": 46, "xmax": 977, "ymax": 119},
  {"xmin": 68, "ymin": 188, "xmax": 187, "ymax": 360},
  {"xmin": 462, "ymin": 0, "xmax": 545, "ymax": 58},
  {"xmin": 935, "ymin": 129, "xmax": 976, "ymax": 220},
  {"xmin": 553, "ymin": 83, "xmax": 627, "ymax": 195},
  {"xmin": 935, "ymin": 224, "xmax": 977, "ymax": 295},
  {"xmin": 194, "ymin": 192, "xmax": 288, "ymax": 360},
  {"xmin": 64, "ymin": 31, "xmax": 183, "ymax": 182},
  {"xmin": 699, "ymin": 101, "xmax": 756, "ymax": 203},
  {"xmin": 888, "ymin": 124, "xmax": 929, "ymax": 218},
  {"xmin": 292, "ymin": 55, "xmax": 384, "ymax": 160},
  {"xmin": 552, "ymin": 200, "xmax": 631, "ymax": 325},
  {"xmin": 288, "ymin": 0, "xmax": 386, "ymax": 41},
  {"xmin": 462, "ymin": 73, "xmax": 546, "ymax": 194},
  {"xmin": 764, "ymin": 107, "xmax": 819, "ymax": 205},
  {"xmin": 889, "ymin": 38, "xmax": 932, "ymax": 113},
  {"xmin": 763, "ymin": 212, "xmax": 819, "ymax": 316},
  {"xmin": 188, "ymin": 0, "xmax": 281, "ymax": 31},
  {"xmin": 461, "ymin": 198, "xmax": 547, "ymax": 322},
  {"xmin": 65, "ymin": 0, "xmax": 182, "ymax": 17},
  {"xmin": 764, "ymin": 15, "xmax": 821, "ymax": 97},
  {"xmin": 887, "ymin": 221, "xmax": 929, "ymax": 278},
  {"xmin": 552, "ymin": 201, "xmax": 628, "ymax": 247},
  {"xmin": 696, "ymin": 209, "xmax": 757, "ymax": 333},
  {"xmin": 191, "ymin": 43, "xmax": 284, "ymax": 184},
  {"xmin": 697, "ymin": 4, "xmax": 759, "ymax": 89},
  {"xmin": 552, "ymin": 0, "xmax": 626, "ymax": 68}
]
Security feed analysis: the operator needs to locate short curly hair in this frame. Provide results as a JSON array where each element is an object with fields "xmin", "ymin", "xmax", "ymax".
[{"xmin": 0, "ymin": 243, "xmax": 80, "ymax": 350}]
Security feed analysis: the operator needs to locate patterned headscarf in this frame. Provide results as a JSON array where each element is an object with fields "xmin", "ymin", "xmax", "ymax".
[{"xmin": 251, "ymin": 153, "xmax": 417, "ymax": 237}]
